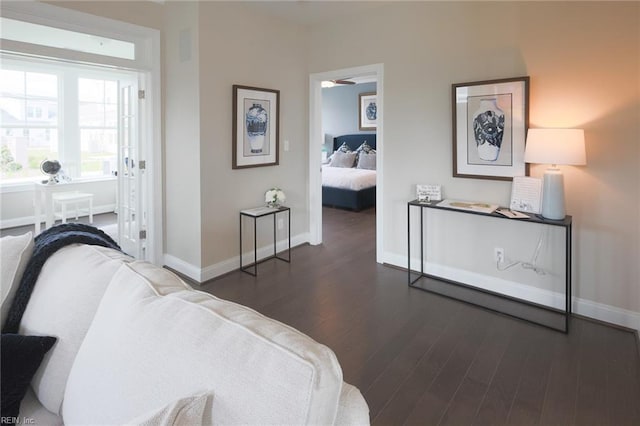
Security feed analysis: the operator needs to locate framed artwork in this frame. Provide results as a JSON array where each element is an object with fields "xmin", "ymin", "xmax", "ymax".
[
  {"xmin": 232, "ymin": 85, "xmax": 280, "ymax": 169},
  {"xmin": 359, "ymin": 92, "xmax": 377, "ymax": 130},
  {"xmin": 416, "ymin": 184, "xmax": 442, "ymax": 202},
  {"xmin": 452, "ymin": 76, "xmax": 529, "ymax": 180}
]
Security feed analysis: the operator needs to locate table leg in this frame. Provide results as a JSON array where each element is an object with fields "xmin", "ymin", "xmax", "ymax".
[
  {"xmin": 34, "ymin": 187, "xmax": 42, "ymax": 234},
  {"xmin": 420, "ymin": 206, "xmax": 424, "ymax": 277},
  {"xmin": 273, "ymin": 213, "xmax": 277, "ymax": 258},
  {"xmin": 407, "ymin": 203, "xmax": 411, "ymax": 285},
  {"xmin": 253, "ymin": 216, "xmax": 257, "ymax": 275},
  {"xmin": 287, "ymin": 209, "xmax": 291, "ymax": 261},
  {"xmin": 239, "ymin": 214, "xmax": 243, "ymax": 271},
  {"xmin": 45, "ymin": 189, "xmax": 54, "ymax": 229}
]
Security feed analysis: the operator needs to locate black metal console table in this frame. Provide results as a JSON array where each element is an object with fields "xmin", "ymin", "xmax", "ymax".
[
  {"xmin": 240, "ymin": 206, "xmax": 291, "ymax": 276},
  {"xmin": 407, "ymin": 200, "xmax": 572, "ymax": 333}
]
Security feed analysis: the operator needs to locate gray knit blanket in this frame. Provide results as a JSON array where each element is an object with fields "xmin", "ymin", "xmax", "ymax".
[{"xmin": 2, "ymin": 223, "xmax": 121, "ymax": 334}]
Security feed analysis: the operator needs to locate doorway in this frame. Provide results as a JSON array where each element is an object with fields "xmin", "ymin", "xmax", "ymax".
[
  {"xmin": 308, "ymin": 64, "xmax": 384, "ymax": 263},
  {"xmin": 0, "ymin": 2, "xmax": 162, "ymax": 263}
]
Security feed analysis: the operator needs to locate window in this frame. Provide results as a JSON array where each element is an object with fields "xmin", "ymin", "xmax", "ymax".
[
  {"xmin": 79, "ymin": 78, "xmax": 118, "ymax": 178},
  {"xmin": 0, "ymin": 17, "xmax": 136, "ymax": 60},
  {"xmin": 0, "ymin": 69, "xmax": 59, "ymax": 181},
  {"xmin": 0, "ymin": 57, "xmax": 135, "ymax": 184}
]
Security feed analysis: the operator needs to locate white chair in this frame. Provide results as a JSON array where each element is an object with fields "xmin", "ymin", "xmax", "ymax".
[{"xmin": 52, "ymin": 191, "xmax": 94, "ymax": 224}]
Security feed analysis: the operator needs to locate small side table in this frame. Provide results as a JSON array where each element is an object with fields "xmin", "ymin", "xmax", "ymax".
[{"xmin": 240, "ymin": 206, "xmax": 291, "ymax": 276}]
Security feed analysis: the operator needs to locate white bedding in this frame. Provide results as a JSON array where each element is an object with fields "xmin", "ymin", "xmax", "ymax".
[{"xmin": 322, "ymin": 165, "xmax": 376, "ymax": 191}]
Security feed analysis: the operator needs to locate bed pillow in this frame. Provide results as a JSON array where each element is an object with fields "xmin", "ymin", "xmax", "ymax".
[
  {"xmin": 329, "ymin": 151, "xmax": 357, "ymax": 168},
  {"xmin": 355, "ymin": 141, "xmax": 376, "ymax": 155},
  {"xmin": 335, "ymin": 141, "xmax": 353, "ymax": 153},
  {"xmin": 1, "ymin": 334, "xmax": 57, "ymax": 421},
  {"xmin": 1, "ymin": 232, "xmax": 34, "ymax": 329},
  {"xmin": 357, "ymin": 152, "xmax": 376, "ymax": 170}
]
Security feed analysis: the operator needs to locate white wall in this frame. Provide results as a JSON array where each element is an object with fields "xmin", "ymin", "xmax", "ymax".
[
  {"xmin": 322, "ymin": 82, "xmax": 377, "ymax": 146},
  {"xmin": 308, "ymin": 2, "xmax": 640, "ymax": 327},
  {"xmin": 197, "ymin": 2, "xmax": 309, "ymax": 277},
  {"xmin": 162, "ymin": 1, "xmax": 202, "ymax": 270}
]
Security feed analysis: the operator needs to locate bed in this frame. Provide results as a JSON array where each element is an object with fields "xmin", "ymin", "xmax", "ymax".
[{"xmin": 322, "ymin": 134, "xmax": 377, "ymax": 211}]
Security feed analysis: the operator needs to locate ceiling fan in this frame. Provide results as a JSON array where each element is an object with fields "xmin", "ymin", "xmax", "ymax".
[
  {"xmin": 321, "ymin": 78, "xmax": 356, "ymax": 88},
  {"xmin": 330, "ymin": 78, "xmax": 356, "ymax": 85}
]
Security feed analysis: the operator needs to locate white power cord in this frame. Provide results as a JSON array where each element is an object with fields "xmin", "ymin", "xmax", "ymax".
[{"xmin": 496, "ymin": 229, "xmax": 546, "ymax": 275}]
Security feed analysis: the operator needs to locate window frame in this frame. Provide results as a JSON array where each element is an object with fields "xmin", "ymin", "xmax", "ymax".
[{"xmin": 1, "ymin": 55, "xmax": 136, "ymax": 189}]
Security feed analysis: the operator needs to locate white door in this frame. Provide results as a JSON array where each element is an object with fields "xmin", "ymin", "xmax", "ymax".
[{"xmin": 117, "ymin": 79, "xmax": 146, "ymax": 258}]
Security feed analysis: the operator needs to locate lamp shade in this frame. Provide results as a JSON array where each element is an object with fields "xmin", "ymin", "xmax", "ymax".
[{"xmin": 524, "ymin": 128, "xmax": 586, "ymax": 166}]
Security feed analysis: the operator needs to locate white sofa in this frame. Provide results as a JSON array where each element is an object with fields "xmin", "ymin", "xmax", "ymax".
[{"xmin": 2, "ymin": 237, "xmax": 369, "ymax": 425}]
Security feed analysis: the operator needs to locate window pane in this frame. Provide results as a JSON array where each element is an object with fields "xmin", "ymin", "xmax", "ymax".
[
  {"xmin": 80, "ymin": 128, "xmax": 116, "ymax": 177},
  {"xmin": 104, "ymin": 103, "xmax": 117, "ymax": 127},
  {"xmin": 1, "ymin": 128, "xmax": 58, "ymax": 181},
  {"xmin": 26, "ymin": 72, "xmax": 57, "ymax": 98},
  {"xmin": 79, "ymin": 78, "xmax": 104, "ymax": 102},
  {"xmin": 79, "ymin": 102, "xmax": 105, "ymax": 126},
  {"xmin": 26, "ymin": 100, "xmax": 58, "ymax": 124},
  {"xmin": 0, "ymin": 70, "xmax": 24, "ymax": 96},
  {"xmin": 0, "ymin": 97, "xmax": 26, "ymax": 122},
  {"xmin": 105, "ymin": 81, "xmax": 118, "ymax": 104}
]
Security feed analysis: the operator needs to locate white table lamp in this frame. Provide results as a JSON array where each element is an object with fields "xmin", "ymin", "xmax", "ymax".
[{"xmin": 524, "ymin": 128, "xmax": 586, "ymax": 220}]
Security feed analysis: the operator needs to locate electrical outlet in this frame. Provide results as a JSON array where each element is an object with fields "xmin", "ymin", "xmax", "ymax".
[
  {"xmin": 494, "ymin": 247, "xmax": 505, "ymax": 263},
  {"xmin": 277, "ymin": 218, "xmax": 284, "ymax": 230}
]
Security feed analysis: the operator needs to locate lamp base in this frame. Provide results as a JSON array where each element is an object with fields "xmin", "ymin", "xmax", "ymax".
[{"xmin": 541, "ymin": 168, "xmax": 565, "ymax": 220}]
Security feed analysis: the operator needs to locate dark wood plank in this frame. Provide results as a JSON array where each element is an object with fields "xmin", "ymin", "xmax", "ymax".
[
  {"xmin": 402, "ymin": 309, "xmax": 495, "ymax": 425},
  {"xmin": 472, "ymin": 321, "xmax": 536, "ymax": 425},
  {"xmin": 505, "ymin": 324, "xmax": 557, "ymax": 425},
  {"xmin": 604, "ymin": 325, "xmax": 640, "ymax": 425},
  {"xmin": 371, "ymin": 304, "xmax": 483, "ymax": 425},
  {"xmin": 574, "ymin": 321, "xmax": 610, "ymax": 425},
  {"xmin": 438, "ymin": 315, "xmax": 516, "ymax": 425},
  {"xmin": 0, "ymin": 212, "xmax": 117, "ymax": 237},
  {"xmin": 538, "ymin": 318, "xmax": 583, "ymax": 426}
]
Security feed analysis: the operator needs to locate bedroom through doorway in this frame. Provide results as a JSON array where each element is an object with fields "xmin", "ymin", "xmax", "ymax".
[
  {"xmin": 320, "ymin": 80, "xmax": 377, "ymax": 241},
  {"xmin": 308, "ymin": 64, "xmax": 384, "ymax": 262}
]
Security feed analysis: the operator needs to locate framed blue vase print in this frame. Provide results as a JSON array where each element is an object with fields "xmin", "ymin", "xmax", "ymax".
[
  {"xmin": 359, "ymin": 92, "xmax": 377, "ymax": 131},
  {"xmin": 452, "ymin": 76, "xmax": 529, "ymax": 180},
  {"xmin": 233, "ymin": 85, "xmax": 280, "ymax": 169}
]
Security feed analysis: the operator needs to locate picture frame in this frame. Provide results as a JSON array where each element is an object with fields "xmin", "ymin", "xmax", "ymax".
[
  {"xmin": 452, "ymin": 76, "xmax": 529, "ymax": 180},
  {"xmin": 358, "ymin": 92, "xmax": 377, "ymax": 130},
  {"xmin": 232, "ymin": 85, "xmax": 280, "ymax": 169},
  {"xmin": 416, "ymin": 184, "xmax": 442, "ymax": 202},
  {"xmin": 510, "ymin": 176, "xmax": 542, "ymax": 214}
]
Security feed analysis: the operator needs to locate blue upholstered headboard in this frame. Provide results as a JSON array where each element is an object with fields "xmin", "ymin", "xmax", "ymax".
[{"xmin": 333, "ymin": 134, "xmax": 377, "ymax": 152}]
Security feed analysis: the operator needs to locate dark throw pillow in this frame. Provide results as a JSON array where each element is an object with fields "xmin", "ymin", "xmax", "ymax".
[{"xmin": 1, "ymin": 334, "xmax": 57, "ymax": 422}]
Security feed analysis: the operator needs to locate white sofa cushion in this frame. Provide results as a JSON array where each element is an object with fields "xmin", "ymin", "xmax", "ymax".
[
  {"xmin": 19, "ymin": 387, "xmax": 63, "ymax": 426},
  {"xmin": 0, "ymin": 232, "xmax": 33, "ymax": 329},
  {"xmin": 126, "ymin": 392, "xmax": 210, "ymax": 426},
  {"xmin": 19, "ymin": 244, "xmax": 132, "ymax": 414},
  {"xmin": 335, "ymin": 383, "xmax": 370, "ymax": 425},
  {"xmin": 63, "ymin": 261, "xmax": 343, "ymax": 425}
]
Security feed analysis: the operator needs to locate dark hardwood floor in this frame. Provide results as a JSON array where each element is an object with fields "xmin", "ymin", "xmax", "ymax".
[
  {"xmin": 198, "ymin": 206, "xmax": 640, "ymax": 425},
  {"xmin": 0, "ymin": 212, "xmax": 117, "ymax": 238}
]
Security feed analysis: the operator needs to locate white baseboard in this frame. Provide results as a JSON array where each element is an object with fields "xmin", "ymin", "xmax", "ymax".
[
  {"xmin": 383, "ymin": 251, "xmax": 640, "ymax": 332},
  {"xmin": 163, "ymin": 232, "xmax": 310, "ymax": 284},
  {"xmin": 163, "ymin": 253, "xmax": 204, "ymax": 282},
  {"xmin": 574, "ymin": 298, "xmax": 640, "ymax": 332},
  {"xmin": 1, "ymin": 204, "xmax": 116, "ymax": 229}
]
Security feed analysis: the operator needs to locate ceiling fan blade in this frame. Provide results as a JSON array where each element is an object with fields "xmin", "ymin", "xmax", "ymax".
[{"xmin": 333, "ymin": 79, "xmax": 356, "ymax": 85}]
